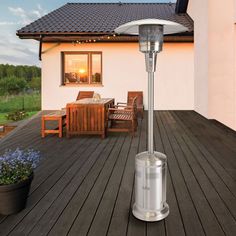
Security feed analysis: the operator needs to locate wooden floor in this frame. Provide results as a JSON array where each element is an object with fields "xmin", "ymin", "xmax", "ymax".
[{"xmin": 0, "ymin": 111, "xmax": 235, "ymax": 236}]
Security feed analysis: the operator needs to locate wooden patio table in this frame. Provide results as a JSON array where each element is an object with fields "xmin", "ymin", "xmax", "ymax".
[{"xmin": 66, "ymin": 98, "xmax": 114, "ymax": 138}]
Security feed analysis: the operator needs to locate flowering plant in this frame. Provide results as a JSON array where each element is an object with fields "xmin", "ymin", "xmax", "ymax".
[{"xmin": 0, "ymin": 148, "xmax": 40, "ymax": 185}]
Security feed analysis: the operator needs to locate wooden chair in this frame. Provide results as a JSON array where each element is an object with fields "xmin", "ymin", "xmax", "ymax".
[
  {"xmin": 118, "ymin": 91, "xmax": 144, "ymax": 119},
  {"xmin": 107, "ymin": 97, "xmax": 138, "ymax": 136},
  {"xmin": 76, "ymin": 91, "xmax": 94, "ymax": 100}
]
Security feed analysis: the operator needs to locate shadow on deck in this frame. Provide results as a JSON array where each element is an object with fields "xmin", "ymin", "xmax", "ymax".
[{"xmin": 0, "ymin": 111, "xmax": 235, "ymax": 236}]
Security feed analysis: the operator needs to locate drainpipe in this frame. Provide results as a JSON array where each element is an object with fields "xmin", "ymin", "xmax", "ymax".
[{"xmin": 39, "ymin": 35, "xmax": 44, "ymax": 61}]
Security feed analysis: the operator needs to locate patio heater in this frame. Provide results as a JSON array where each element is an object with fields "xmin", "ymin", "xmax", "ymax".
[{"xmin": 115, "ymin": 19, "xmax": 187, "ymax": 222}]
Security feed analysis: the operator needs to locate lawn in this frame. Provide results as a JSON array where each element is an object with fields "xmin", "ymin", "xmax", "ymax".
[
  {"xmin": 0, "ymin": 93, "xmax": 41, "ymax": 125},
  {"xmin": 0, "ymin": 113, "xmax": 8, "ymax": 124}
]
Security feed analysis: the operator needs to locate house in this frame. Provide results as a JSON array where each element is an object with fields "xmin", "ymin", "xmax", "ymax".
[
  {"xmin": 16, "ymin": 0, "xmax": 236, "ymax": 131},
  {"xmin": 17, "ymin": 1, "xmax": 194, "ymax": 111}
]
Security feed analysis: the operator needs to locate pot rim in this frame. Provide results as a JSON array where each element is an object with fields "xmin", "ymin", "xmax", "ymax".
[{"xmin": 0, "ymin": 173, "xmax": 34, "ymax": 192}]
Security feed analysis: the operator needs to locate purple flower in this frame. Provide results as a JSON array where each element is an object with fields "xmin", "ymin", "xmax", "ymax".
[{"xmin": 0, "ymin": 148, "xmax": 41, "ymax": 185}]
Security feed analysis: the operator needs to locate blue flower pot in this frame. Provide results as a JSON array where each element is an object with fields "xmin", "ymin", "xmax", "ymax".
[{"xmin": 0, "ymin": 174, "xmax": 33, "ymax": 215}]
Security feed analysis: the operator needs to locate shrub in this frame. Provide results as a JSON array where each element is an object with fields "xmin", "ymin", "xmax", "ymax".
[
  {"xmin": 0, "ymin": 148, "xmax": 41, "ymax": 185},
  {"xmin": 6, "ymin": 110, "xmax": 28, "ymax": 121}
]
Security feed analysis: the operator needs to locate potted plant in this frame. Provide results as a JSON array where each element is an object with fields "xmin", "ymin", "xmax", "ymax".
[{"xmin": 0, "ymin": 148, "xmax": 40, "ymax": 215}]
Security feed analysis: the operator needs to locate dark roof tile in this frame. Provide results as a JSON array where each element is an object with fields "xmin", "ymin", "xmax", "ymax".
[{"xmin": 17, "ymin": 3, "xmax": 193, "ymax": 35}]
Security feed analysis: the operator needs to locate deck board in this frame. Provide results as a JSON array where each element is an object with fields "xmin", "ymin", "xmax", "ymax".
[
  {"xmin": 48, "ymin": 137, "xmax": 117, "ymax": 236},
  {"xmin": 30, "ymin": 138, "xmax": 114, "ymax": 236},
  {"xmin": 169, "ymin": 112, "xmax": 236, "ymax": 219},
  {"xmin": 171, "ymin": 111, "xmax": 236, "ymax": 197},
  {"xmin": 160, "ymin": 112, "xmax": 226, "ymax": 236},
  {"xmin": 175, "ymin": 111, "xmax": 236, "ymax": 178},
  {"xmin": 127, "ymin": 113, "xmax": 147, "ymax": 236},
  {"xmin": 154, "ymin": 112, "xmax": 185, "ymax": 236},
  {"xmin": 0, "ymin": 111, "xmax": 236, "ymax": 236},
  {"xmin": 156, "ymin": 112, "xmax": 206, "ymax": 236}
]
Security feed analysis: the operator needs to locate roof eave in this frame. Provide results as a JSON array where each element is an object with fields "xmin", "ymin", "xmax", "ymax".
[
  {"xmin": 16, "ymin": 32, "xmax": 194, "ymax": 43},
  {"xmin": 16, "ymin": 31, "xmax": 111, "ymax": 38}
]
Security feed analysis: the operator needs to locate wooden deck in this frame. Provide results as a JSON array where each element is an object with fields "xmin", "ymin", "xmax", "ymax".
[{"xmin": 0, "ymin": 111, "xmax": 235, "ymax": 236}]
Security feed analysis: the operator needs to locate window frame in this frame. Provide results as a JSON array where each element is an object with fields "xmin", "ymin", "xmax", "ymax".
[{"xmin": 62, "ymin": 51, "xmax": 103, "ymax": 86}]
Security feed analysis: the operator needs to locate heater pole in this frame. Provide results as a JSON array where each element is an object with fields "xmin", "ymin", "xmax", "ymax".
[{"xmin": 148, "ymin": 71, "xmax": 154, "ymax": 154}]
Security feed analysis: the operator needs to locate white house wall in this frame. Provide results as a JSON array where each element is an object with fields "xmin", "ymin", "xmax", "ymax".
[
  {"xmin": 188, "ymin": 0, "xmax": 236, "ymax": 130},
  {"xmin": 187, "ymin": 0, "xmax": 209, "ymax": 118},
  {"xmin": 41, "ymin": 42, "xmax": 194, "ymax": 110}
]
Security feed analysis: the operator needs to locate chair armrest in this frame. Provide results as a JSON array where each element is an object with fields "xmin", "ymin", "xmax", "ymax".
[
  {"xmin": 114, "ymin": 105, "xmax": 128, "ymax": 108},
  {"xmin": 108, "ymin": 107, "xmax": 133, "ymax": 113},
  {"xmin": 108, "ymin": 108, "xmax": 119, "ymax": 111},
  {"xmin": 117, "ymin": 102, "xmax": 127, "ymax": 105}
]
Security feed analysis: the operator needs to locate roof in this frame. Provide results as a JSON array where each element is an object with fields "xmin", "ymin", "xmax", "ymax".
[{"xmin": 17, "ymin": 2, "xmax": 193, "ymax": 42}]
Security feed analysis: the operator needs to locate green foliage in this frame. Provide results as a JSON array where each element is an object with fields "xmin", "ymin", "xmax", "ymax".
[
  {"xmin": 0, "ymin": 77, "xmax": 28, "ymax": 95},
  {"xmin": 0, "ymin": 93, "xmax": 41, "ymax": 112},
  {"xmin": 6, "ymin": 110, "xmax": 28, "ymax": 121},
  {"xmin": 0, "ymin": 148, "xmax": 41, "ymax": 185},
  {"xmin": 28, "ymin": 77, "xmax": 41, "ymax": 90},
  {"xmin": 0, "ymin": 64, "xmax": 41, "ymax": 95},
  {"xmin": 0, "ymin": 162, "xmax": 32, "ymax": 185},
  {"xmin": 0, "ymin": 111, "xmax": 38, "ymax": 125},
  {"xmin": 0, "ymin": 64, "xmax": 41, "ymax": 81},
  {"xmin": 0, "ymin": 113, "xmax": 8, "ymax": 124}
]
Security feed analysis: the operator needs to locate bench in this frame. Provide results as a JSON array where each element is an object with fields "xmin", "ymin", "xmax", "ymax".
[{"xmin": 41, "ymin": 111, "xmax": 66, "ymax": 138}]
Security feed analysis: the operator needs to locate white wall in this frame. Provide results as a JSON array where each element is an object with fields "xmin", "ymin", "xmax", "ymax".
[
  {"xmin": 41, "ymin": 42, "xmax": 194, "ymax": 110},
  {"xmin": 234, "ymin": 0, "xmax": 236, "ymax": 22},
  {"xmin": 188, "ymin": 0, "xmax": 236, "ymax": 130},
  {"xmin": 188, "ymin": 0, "xmax": 209, "ymax": 117},
  {"xmin": 208, "ymin": 0, "xmax": 236, "ymax": 129}
]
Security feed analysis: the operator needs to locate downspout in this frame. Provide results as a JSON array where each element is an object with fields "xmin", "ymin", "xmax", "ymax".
[{"xmin": 39, "ymin": 35, "xmax": 44, "ymax": 61}]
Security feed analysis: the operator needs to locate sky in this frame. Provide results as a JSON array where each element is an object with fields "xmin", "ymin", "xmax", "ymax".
[{"xmin": 0, "ymin": 0, "xmax": 176, "ymax": 66}]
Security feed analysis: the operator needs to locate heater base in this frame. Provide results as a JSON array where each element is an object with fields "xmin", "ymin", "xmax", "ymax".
[{"xmin": 132, "ymin": 203, "xmax": 169, "ymax": 222}]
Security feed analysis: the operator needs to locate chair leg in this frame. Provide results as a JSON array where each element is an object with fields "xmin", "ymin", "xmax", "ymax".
[
  {"xmin": 135, "ymin": 118, "xmax": 138, "ymax": 131},
  {"xmin": 41, "ymin": 117, "xmax": 45, "ymax": 138},
  {"xmin": 59, "ymin": 118, "xmax": 62, "ymax": 138}
]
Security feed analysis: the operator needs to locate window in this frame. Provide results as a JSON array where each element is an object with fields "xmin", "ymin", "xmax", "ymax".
[{"xmin": 62, "ymin": 52, "xmax": 102, "ymax": 85}]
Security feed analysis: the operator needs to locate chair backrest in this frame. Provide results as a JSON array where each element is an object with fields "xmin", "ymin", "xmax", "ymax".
[
  {"xmin": 76, "ymin": 91, "xmax": 94, "ymax": 100},
  {"xmin": 127, "ymin": 91, "xmax": 143, "ymax": 108},
  {"xmin": 130, "ymin": 96, "xmax": 137, "ymax": 115}
]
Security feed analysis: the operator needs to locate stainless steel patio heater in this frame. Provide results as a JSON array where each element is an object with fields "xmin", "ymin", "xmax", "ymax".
[{"xmin": 115, "ymin": 19, "xmax": 187, "ymax": 222}]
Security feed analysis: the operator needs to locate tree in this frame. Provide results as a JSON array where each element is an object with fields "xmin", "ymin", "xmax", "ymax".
[
  {"xmin": 0, "ymin": 77, "xmax": 28, "ymax": 95},
  {"xmin": 29, "ymin": 77, "xmax": 41, "ymax": 90},
  {"xmin": 0, "ymin": 64, "xmax": 41, "ymax": 81},
  {"xmin": 0, "ymin": 64, "xmax": 41, "ymax": 95}
]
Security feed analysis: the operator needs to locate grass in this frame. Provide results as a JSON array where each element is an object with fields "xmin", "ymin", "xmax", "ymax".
[
  {"xmin": 0, "ymin": 93, "xmax": 41, "ymax": 112},
  {"xmin": 0, "ymin": 113, "xmax": 8, "ymax": 124},
  {"xmin": 0, "ymin": 93, "xmax": 41, "ymax": 125}
]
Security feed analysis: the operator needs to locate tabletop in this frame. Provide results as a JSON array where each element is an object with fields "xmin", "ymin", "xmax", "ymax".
[{"xmin": 67, "ymin": 98, "xmax": 114, "ymax": 105}]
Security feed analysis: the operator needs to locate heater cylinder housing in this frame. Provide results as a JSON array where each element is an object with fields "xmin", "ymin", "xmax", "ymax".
[
  {"xmin": 133, "ymin": 151, "xmax": 169, "ymax": 221},
  {"xmin": 139, "ymin": 24, "xmax": 164, "ymax": 53}
]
